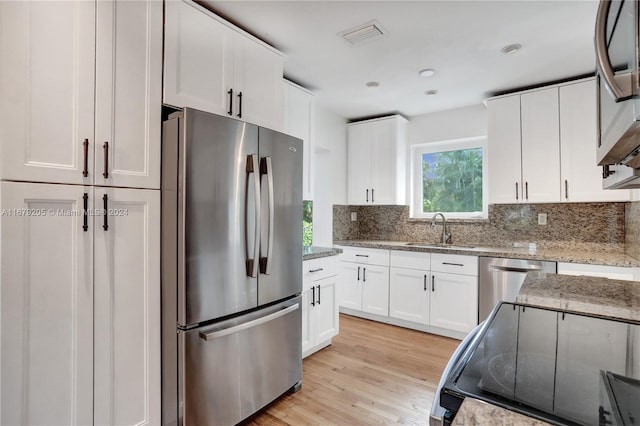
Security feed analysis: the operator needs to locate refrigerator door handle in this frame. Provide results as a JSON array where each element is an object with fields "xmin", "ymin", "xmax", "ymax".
[
  {"xmin": 199, "ymin": 303, "xmax": 300, "ymax": 341},
  {"xmin": 246, "ymin": 154, "xmax": 261, "ymax": 277},
  {"xmin": 260, "ymin": 156, "xmax": 274, "ymax": 274}
]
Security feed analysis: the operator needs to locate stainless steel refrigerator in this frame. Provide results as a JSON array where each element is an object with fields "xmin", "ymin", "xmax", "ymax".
[{"xmin": 161, "ymin": 108, "xmax": 303, "ymax": 425}]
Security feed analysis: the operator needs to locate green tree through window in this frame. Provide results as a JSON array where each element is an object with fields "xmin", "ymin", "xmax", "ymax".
[{"xmin": 422, "ymin": 148, "xmax": 483, "ymax": 213}]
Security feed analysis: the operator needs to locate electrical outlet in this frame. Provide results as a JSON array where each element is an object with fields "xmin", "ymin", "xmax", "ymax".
[
  {"xmin": 351, "ymin": 211, "xmax": 357, "ymax": 221},
  {"xmin": 538, "ymin": 213, "xmax": 547, "ymax": 225}
]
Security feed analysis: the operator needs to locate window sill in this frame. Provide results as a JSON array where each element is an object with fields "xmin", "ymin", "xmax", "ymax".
[{"xmin": 408, "ymin": 217, "xmax": 489, "ymax": 225}]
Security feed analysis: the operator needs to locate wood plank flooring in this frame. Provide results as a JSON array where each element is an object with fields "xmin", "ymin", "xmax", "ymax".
[{"xmin": 244, "ymin": 314, "xmax": 460, "ymax": 425}]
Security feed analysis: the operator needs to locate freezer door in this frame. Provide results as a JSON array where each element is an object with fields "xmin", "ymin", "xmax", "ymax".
[
  {"xmin": 258, "ymin": 128, "xmax": 303, "ymax": 305},
  {"xmin": 181, "ymin": 297, "xmax": 302, "ymax": 425},
  {"xmin": 180, "ymin": 109, "xmax": 260, "ymax": 325}
]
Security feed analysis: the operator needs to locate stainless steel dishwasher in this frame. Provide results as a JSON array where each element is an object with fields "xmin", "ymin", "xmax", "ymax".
[{"xmin": 478, "ymin": 257, "xmax": 556, "ymax": 322}]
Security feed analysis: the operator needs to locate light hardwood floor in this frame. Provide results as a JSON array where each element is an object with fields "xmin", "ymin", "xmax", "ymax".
[{"xmin": 245, "ymin": 314, "xmax": 460, "ymax": 425}]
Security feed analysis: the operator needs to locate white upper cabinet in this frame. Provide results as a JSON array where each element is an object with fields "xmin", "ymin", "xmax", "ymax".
[
  {"xmin": 283, "ymin": 80, "xmax": 315, "ymax": 200},
  {"xmin": 0, "ymin": 0, "xmax": 161, "ymax": 189},
  {"xmin": 520, "ymin": 87, "xmax": 561, "ymax": 202},
  {"xmin": 488, "ymin": 95, "xmax": 522, "ymax": 204},
  {"xmin": 95, "ymin": 0, "xmax": 162, "ymax": 189},
  {"xmin": 488, "ymin": 78, "xmax": 630, "ymax": 204},
  {"xmin": 0, "ymin": 1, "xmax": 96, "ymax": 185},
  {"xmin": 164, "ymin": 0, "xmax": 284, "ymax": 131},
  {"xmin": 347, "ymin": 115, "xmax": 408, "ymax": 205},
  {"xmin": 1, "ymin": 182, "xmax": 94, "ymax": 425},
  {"xmin": 559, "ymin": 80, "xmax": 630, "ymax": 202}
]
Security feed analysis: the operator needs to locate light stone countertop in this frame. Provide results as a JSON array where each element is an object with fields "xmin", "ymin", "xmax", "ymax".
[
  {"xmin": 333, "ymin": 240, "xmax": 640, "ymax": 267},
  {"xmin": 516, "ymin": 271, "xmax": 640, "ymax": 322},
  {"xmin": 302, "ymin": 246, "xmax": 342, "ymax": 261},
  {"xmin": 451, "ymin": 398, "xmax": 552, "ymax": 426}
]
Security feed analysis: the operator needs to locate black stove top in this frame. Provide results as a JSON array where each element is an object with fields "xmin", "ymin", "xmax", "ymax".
[{"xmin": 441, "ymin": 303, "xmax": 640, "ymax": 426}]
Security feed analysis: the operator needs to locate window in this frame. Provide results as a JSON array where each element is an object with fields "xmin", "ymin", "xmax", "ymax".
[
  {"xmin": 411, "ymin": 137, "xmax": 487, "ymax": 219},
  {"xmin": 303, "ymin": 200, "xmax": 313, "ymax": 246}
]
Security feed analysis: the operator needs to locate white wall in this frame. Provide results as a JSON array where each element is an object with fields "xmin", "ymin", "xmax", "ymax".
[
  {"xmin": 312, "ymin": 105, "xmax": 347, "ymax": 246},
  {"xmin": 406, "ymin": 104, "xmax": 488, "ymax": 201}
]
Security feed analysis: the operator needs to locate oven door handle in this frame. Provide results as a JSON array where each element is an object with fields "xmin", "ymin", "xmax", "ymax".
[{"xmin": 595, "ymin": 0, "xmax": 635, "ymax": 101}]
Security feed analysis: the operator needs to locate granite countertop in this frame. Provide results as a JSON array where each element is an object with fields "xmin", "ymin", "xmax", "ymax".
[
  {"xmin": 302, "ymin": 246, "xmax": 342, "ymax": 261},
  {"xmin": 451, "ymin": 398, "xmax": 551, "ymax": 426},
  {"xmin": 516, "ymin": 271, "xmax": 640, "ymax": 322},
  {"xmin": 333, "ymin": 240, "xmax": 640, "ymax": 267}
]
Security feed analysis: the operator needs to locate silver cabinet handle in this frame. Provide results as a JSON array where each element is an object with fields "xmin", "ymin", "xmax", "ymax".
[
  {"xmin": 490, "ymin": 264, "xmax": 542, "ymax": 273},
  {"xmin": 245, "ymin": 154, "xmax": 261, "ymax": 277},
  {"xmin": 595, "ymin": 0, "xmax": 634, "ymax": 101},
  {"xmin": 200, "ymin": 303, "xmax": 299, "ymax": 341},
  {"xmin": 260, "ymin": 156, "xmax": 274, "ymax": 275}
]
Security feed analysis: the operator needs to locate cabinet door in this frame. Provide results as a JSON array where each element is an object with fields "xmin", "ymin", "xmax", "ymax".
[
  {"xmin": 559, "ymin": 80, "xmax": 630, "ymax": 202},
  {"xmin": 314, "ymin": 277, "xmax": 339, "ymax": 343},
  {"xmin": 370, "ymin": 119, "xmax": 396, "ymax": 205},
  {"xmin": 389, "ymin": 268, "xmax": 429, "ymax": 324},
  {"xmin": 94, "ymin": 188, "xmax": 160, "ymax": 426},
  {"xmin": 1, "ymin": 182, "xmax": 93, "ymax": 425},
  {"xmin": 163, "ymin": 0, "xmax": 233, "ymax": 115},
  {"xmin": 284, "ymin": 81, "xmax": 314, "ymax": 200},
  {"xmin": 347, "ymin": 124, "xmax": 372, "ymax": 204},
  {"xmin": 361, "ymin": 264, "xmax": 390, "ymax": 316},
  {"xmin": 430, "ymin": 272, "xmax": 478, "ymax": 333},
  {"xmin": 95, "ymin": 0, "xmax": 162, "ymax": 189},
  {"xmin": 0, "ymin": 1, "xmax": 95, "ymax": 185},
  {"xmin": 234, "ymin": 33, "xmax": 284, "ymax": 130},
  {"xmin": 488, "ymin": 96, "xmax": 522, "ymax": 203},
  {"xmin": 337, "ymin": 262, "xmax": 362, "ymax": 310},
  {"xmin": 301, "ymin": 287, "xmax": 314, "ymax": 356},
  {"xmin": 521, "ymin": 88, "xmax": 561, "ymax": 202}
]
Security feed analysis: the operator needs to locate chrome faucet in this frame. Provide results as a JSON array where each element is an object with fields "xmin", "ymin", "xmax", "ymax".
[{"xmin": 430, "ymin": 212, "xmax": 451, "ymax": 244}]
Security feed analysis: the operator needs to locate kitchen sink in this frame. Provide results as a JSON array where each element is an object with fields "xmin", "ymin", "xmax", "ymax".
[{"xmin": 404, "ymin": 242, "xmax": 476, "ymax": 249}]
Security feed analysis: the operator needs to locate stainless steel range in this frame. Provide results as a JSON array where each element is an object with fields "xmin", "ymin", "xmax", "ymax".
[
  {"xmin": 161, "ymin": 108, "xmax": 303, "ymax": 425},
  {"xmin": 436, "ymin": 302, "xmax": 640, "ymax": 425}
]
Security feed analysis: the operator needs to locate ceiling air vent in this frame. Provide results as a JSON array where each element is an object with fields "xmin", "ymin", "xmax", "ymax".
[{"xmin": 339, "ymin": 20, "xmax": 386, "ymax": 46}]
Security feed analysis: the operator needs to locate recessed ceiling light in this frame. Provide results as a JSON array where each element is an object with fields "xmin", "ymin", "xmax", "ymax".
[
  {"xmin": 419, "ymin": 68, "xmax": 436, "ymax": 78},
  {"xmin": 501, "ymin": 44, "xmax": 522, "ymax": 55},
  {"xmin": 366, "ymin": 81, "xmax": 380, "ymax": 88},
  {"xmin": 425, "ymin": 89, "xmax": 438, "ymax": 96}
]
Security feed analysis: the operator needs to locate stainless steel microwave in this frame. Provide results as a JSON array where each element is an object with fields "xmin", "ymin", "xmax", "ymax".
[{"xmin": 596, "ymin": 0, "xmax": 640, "ymax": 189}]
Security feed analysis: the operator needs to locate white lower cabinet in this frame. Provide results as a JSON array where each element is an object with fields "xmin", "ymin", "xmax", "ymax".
[
  {"xmin": 338, "ymin": 256, "xmax": 390, "ymax": 317},
  {"xmin": 389, "ymin": 251, "xmax": 478, "ymax": 334},
  {"xmin": 0, "ymin": 182, "xmax": 160, "ymax": 425},
  {"xmin": 302, "ymin": 257, "xmax": 339, "ymax": 358},
  {"xmin": 430, "ymin": 272, "xmax": 478, "ymax": 333},
  {"xmin": 339, "ymin": 247, "xmax": 478, "ymax": 338},
  {"xmin": 389, "ymin": 267, "xmax": 430, "ymax": 324}
]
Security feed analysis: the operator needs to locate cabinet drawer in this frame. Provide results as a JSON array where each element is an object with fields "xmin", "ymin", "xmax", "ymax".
[
  {"xmin": 431, "ymin": 254, "xmax": 478, "ymax": 276},
  {"xmin": 390, "ymin": 250, "xmax": 430, "ymax": 271},
  {"xmin": 339, "ymin": 247, "xmax": 389, "ymax": 266},
  {"xmin": 303, "ymin": 257, "xmax": 338, "ymax": 288}
]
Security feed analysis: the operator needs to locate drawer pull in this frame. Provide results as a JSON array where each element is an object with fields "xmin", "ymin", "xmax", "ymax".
[
  {"xmin": 442, "ymin": 262, "xmax": 464, "ymax": 267},
  {"xmin": 355, "ymin": 254, "xmax": 369, "ymax": 257},
  {"xmin": 309, "ymin": 268, "xmax": 324, "ymax": 273}
]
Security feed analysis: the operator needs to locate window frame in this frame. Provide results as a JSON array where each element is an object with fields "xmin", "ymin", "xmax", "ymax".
[{"xmin": 410, "ymin": 136, "xmax": 488, "ymax": 220}]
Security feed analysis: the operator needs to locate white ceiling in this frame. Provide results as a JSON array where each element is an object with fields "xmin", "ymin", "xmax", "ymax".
[{"xmin": 205, "ymin": 0, "xmax": 599, "ymax": 120}]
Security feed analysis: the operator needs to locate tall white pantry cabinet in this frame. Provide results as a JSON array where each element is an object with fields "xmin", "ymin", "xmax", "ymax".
[{"xmin": 0, "ymin": 1, "xmax": 161, "ymax": 425}]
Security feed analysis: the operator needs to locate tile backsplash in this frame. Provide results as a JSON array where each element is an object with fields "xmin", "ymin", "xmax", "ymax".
[{"xmin": 334, "ymin": 203, "xmax": 626, "ymax": 250}]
